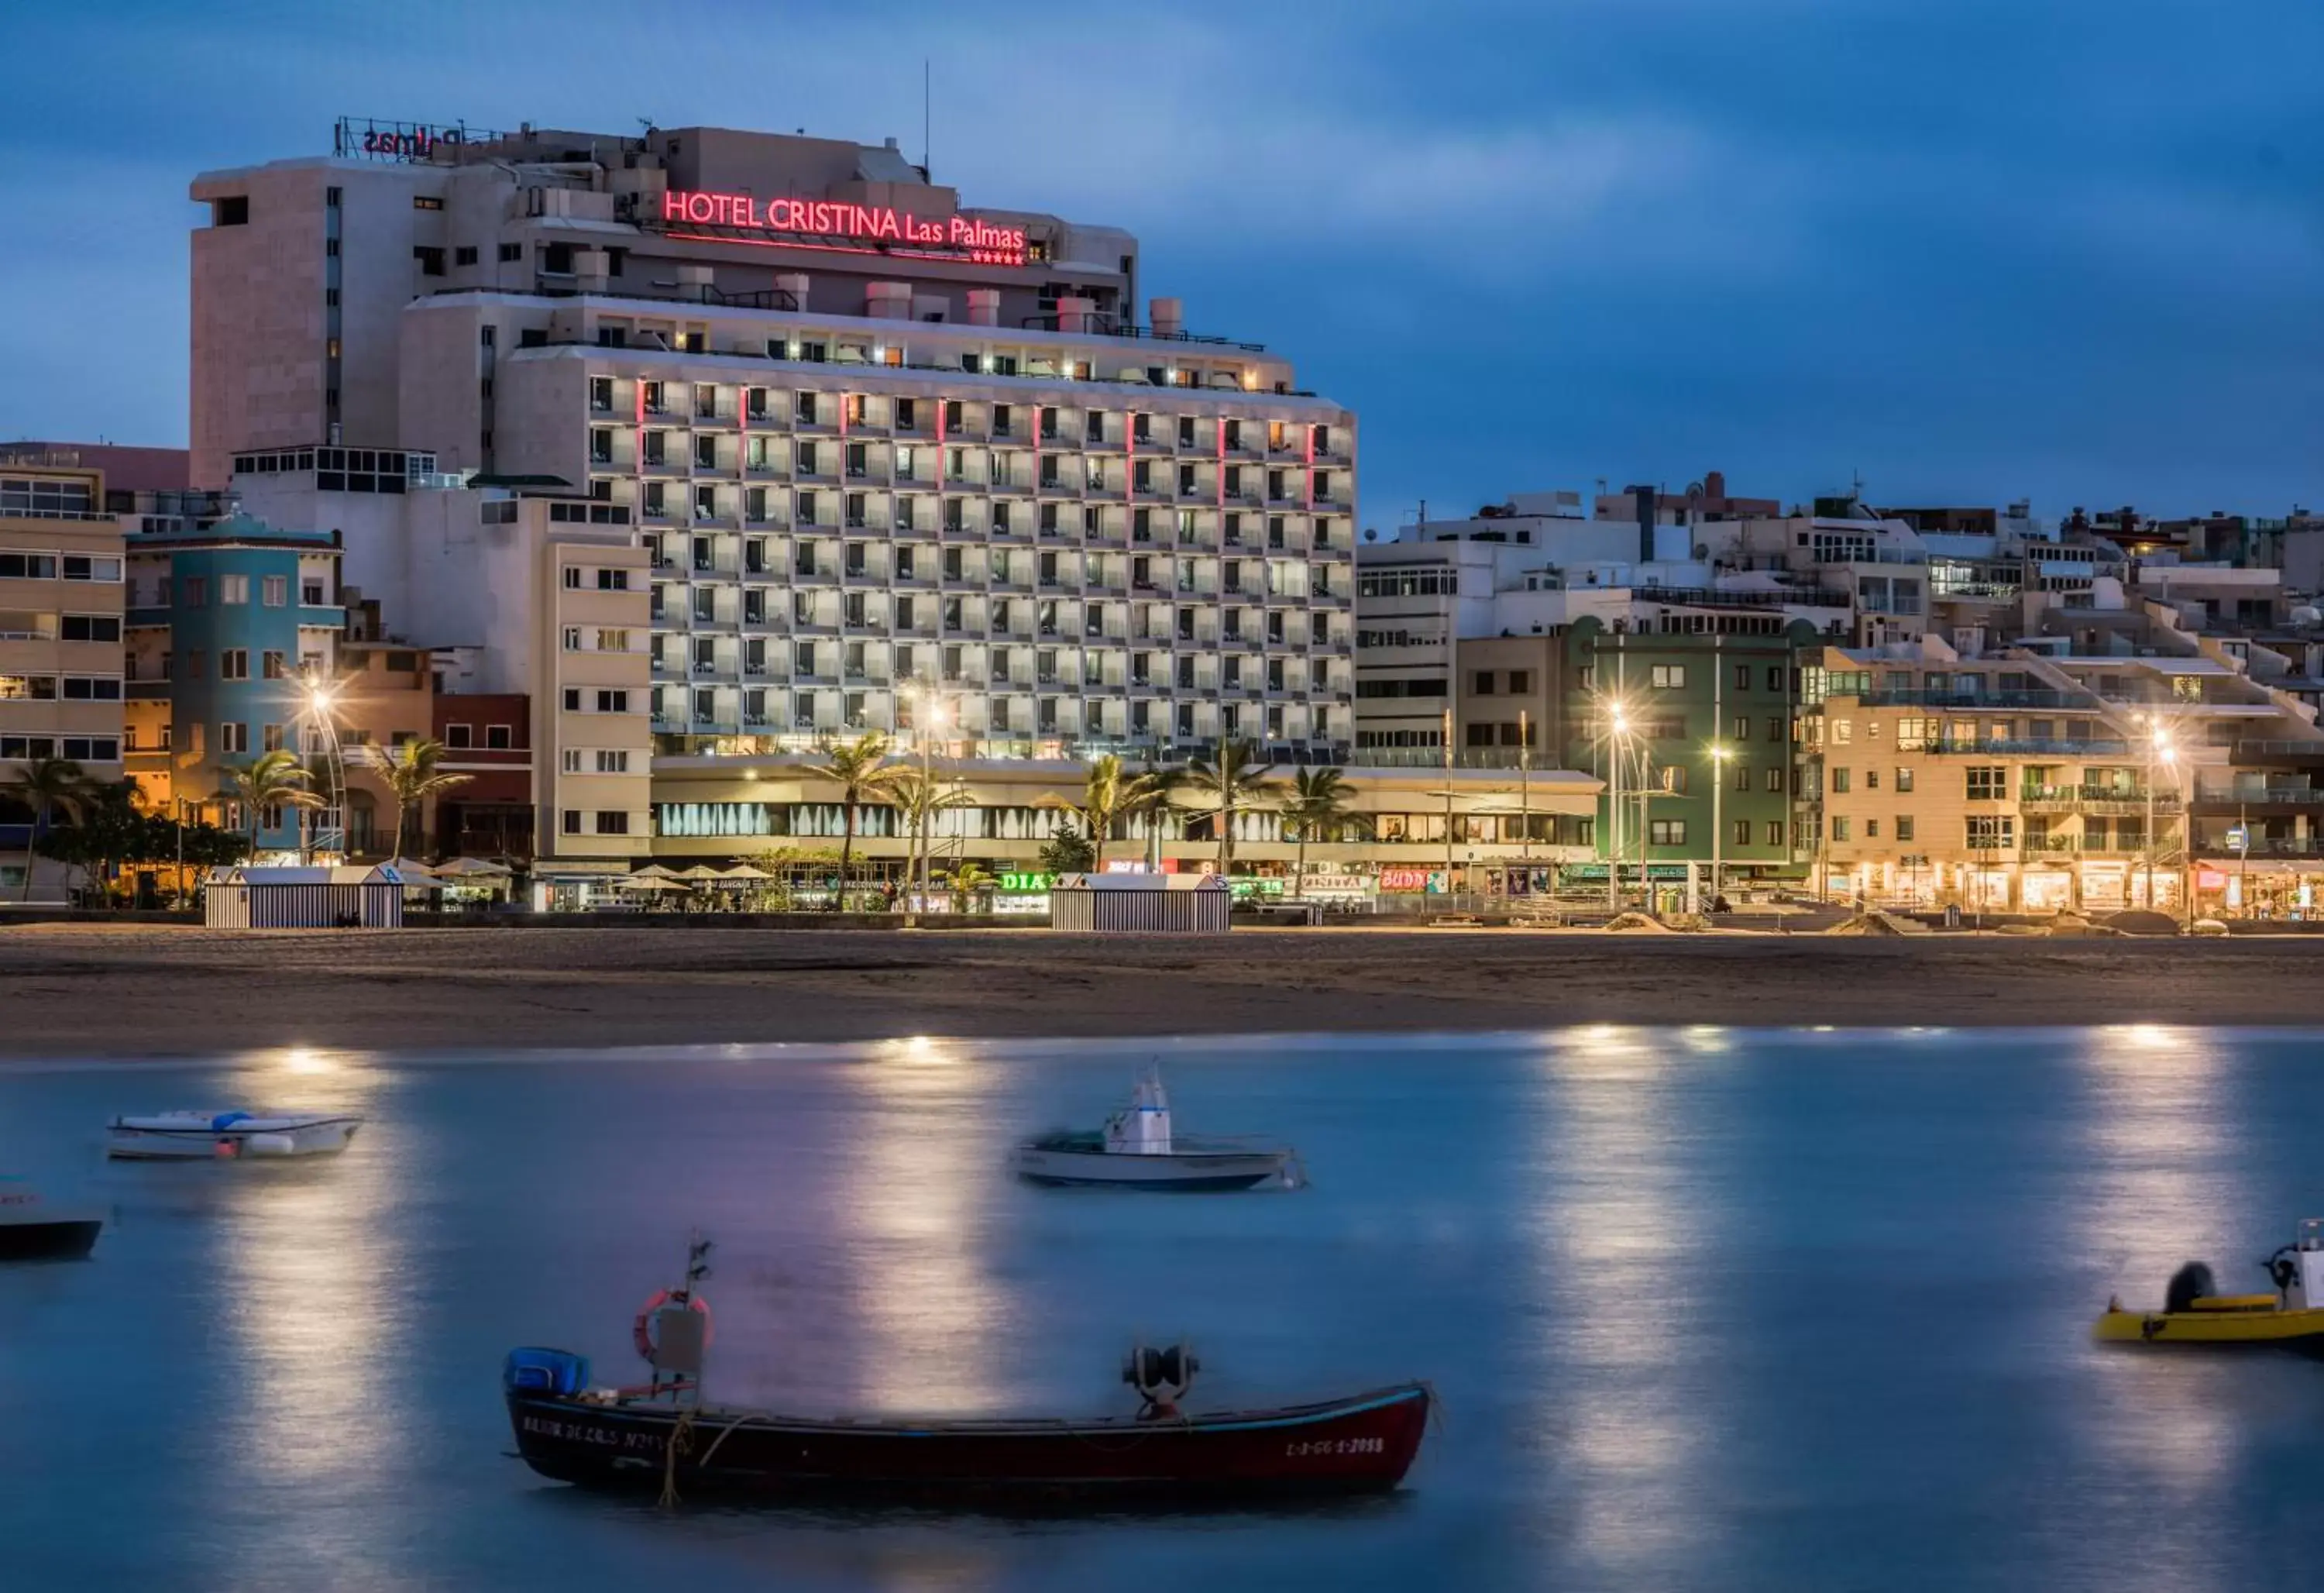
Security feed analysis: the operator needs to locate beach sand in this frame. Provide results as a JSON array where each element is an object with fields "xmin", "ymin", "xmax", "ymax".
[{"xmin": 0, "ymin": 922, "xmax": 2312, "ymax": 1059}]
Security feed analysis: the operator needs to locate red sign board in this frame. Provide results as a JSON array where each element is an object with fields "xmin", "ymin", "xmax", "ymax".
[{"xmin": 658, "ymin": 189, "xmax": 1028, "ymax": 267}]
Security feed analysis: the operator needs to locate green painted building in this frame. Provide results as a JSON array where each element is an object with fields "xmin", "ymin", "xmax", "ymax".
[{"xmin": 1557, "ymin": 617, "xmax": 1816, "ymax": 896}]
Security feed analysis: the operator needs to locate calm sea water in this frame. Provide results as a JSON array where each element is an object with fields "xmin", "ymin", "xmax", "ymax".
[{"xmin": 5, "ymin": 1027, "xmax": 2323, "ymax": 1592}]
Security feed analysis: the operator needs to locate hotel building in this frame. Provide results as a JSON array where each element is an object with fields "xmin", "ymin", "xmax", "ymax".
[
  {"xmin": 0, "ymin": 459, "xmax": 125, "ymax": 900},
  {"xmin": 190, "ymin": 120, "xmax": 1358, "ymax": 868}
]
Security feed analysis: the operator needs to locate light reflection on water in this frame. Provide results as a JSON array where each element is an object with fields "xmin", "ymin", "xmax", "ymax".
[{"xmin": 8, "ymin": 1030, "xmax": 2324, "ymax": 1591}]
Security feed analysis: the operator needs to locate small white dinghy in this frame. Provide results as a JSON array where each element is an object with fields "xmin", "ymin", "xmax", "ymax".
[
  {"xmin": 106, "ymin": 1110, "xmax": 363, "ymax": 1161},
  {"xmin": 1015, "ymin": 1069, "xmax": 1300, "ymax": 1192}
]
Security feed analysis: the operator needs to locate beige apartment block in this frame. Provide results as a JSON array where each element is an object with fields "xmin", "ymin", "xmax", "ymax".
[{"xmin": 0, "ymin": 463, "xmax": 126, "ymax": 899}]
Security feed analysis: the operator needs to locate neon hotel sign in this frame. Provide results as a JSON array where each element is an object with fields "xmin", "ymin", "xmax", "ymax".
[{"xmin": 658, "ymin": 189, "xmax": 1028, "ymax": 267}]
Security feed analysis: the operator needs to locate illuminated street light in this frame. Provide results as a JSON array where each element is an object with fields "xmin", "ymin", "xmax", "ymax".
[{"xmin": 1707, "ymin": 741, "xmax": 1731, "ymax": 910}]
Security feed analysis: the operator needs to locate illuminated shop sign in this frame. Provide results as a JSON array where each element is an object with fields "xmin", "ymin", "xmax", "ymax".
[
  {"xmin": 998, "ymin": 871, "xmax": 1053, "ymax": 893},
  {"xmin": 656, "ymin": 188, "xmax": 1028, "ymax": 267}
]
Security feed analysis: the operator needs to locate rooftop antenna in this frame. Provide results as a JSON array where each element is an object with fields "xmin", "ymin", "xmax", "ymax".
[{"xmin": 923, "ymin": 58, "xmax": 932, "ymax": 179}]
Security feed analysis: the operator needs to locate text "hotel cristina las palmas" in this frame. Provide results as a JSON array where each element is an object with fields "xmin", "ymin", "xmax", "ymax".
[{"xmin": 659, "ymin": 189, "xmax": 1028, "ymax": 265}]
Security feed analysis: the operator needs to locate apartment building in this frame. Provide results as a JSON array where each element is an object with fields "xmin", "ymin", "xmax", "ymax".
[
  {"xmin": 122, "ymin": 516, "xmax": 346, "ymax": 845},
  {"xmin": 0, "ymin": 462, "xmax": 125, "ymax": 900}
]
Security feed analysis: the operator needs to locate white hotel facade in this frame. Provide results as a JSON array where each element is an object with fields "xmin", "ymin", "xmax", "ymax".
[{"xmin": 191, "ymin": 122, "xmax": 1359, "ymax": 790}]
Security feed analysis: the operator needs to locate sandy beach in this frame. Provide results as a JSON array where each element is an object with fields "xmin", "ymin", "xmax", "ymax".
[{"xmin": 0, "ymin": 922, "xmax": 2315, "ymax": 1058}]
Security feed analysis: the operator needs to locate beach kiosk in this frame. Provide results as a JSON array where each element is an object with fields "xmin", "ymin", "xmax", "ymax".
[
  {"xmin": 1050, "ymin": 872, "xmax": 1231, "ymax": 936},
  {"xmin": 203, "ymin": 864, "xmax": 411, "ymax": 929}
]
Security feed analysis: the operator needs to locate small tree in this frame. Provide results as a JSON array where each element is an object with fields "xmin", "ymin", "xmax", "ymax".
[
  {"xmin": 1037, "ymin": 827, "xmax": 1098, "ymax": 876},
  {"xmin": 3, "ymin": 755, "xmax": 89, "ymax": 900},
  {"xmin": 946, "ymin": 862, "xmax": 996, "ymax": 913},
  {"xmin": 362, "ymin": 738, "xmax": 473, "ymax": 860}
]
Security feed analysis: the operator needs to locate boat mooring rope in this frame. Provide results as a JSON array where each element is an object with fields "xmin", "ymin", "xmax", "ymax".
[{"xmin": 659, "ymin": 1407, "xmax": 698, "ymax": 1508}]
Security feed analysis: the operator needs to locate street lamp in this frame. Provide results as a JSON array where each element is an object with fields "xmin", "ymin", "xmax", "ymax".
[
  {"xmin": 2142, "ymin": 717, "xmax": 2172, "ymax": 917},
  {"xmin": 300, "ymin": 678, "xmax": 346, "ymax": 864},
  {"xmin": 901, "ymin": 680, "xmax": 948, "ymax": 913},
  {"xmin": 1605, "ymin": 700, "xmax": 1631, "ymax": 911},
  {"xmin": 1708, "ymin": 741, "xmax": 1731, "ymax": 910}
]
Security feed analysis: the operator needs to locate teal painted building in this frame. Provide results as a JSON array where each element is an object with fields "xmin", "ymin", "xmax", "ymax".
[{"xmin": 125, "ymin": 515, "xmax": 345, "ymax": 851}]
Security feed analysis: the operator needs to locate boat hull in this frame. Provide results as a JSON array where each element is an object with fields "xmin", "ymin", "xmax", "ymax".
[
  {"xmin": 0, "ymin": 1216, "xmax": 101, "ymax": 1261},
  {"xmin": 1014, "ymin": 1144, "xmax": 1291, "ymax": 1191},
  {"xmin": 105, "ymin": 1116, "xmax": 363, "ymax": 1160},
  {"xmin": 507, "ymin": 1382, "xmax": 1430, "ymax": 1503},
  {"xmin": 2094, "ymin": 1304, "xmax": 2324, "ymax": 1351}
]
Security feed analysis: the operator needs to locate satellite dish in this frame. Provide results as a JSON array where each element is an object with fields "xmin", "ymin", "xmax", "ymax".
[{"xmin": 1362, "ymin": 528, "xmax": 1379, "ymax": 543}]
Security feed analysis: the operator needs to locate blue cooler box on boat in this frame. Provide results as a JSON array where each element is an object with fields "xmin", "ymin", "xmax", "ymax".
[{"xmin": 504, "ymin": 1347, "xmax": 590, "ymax": 1396}]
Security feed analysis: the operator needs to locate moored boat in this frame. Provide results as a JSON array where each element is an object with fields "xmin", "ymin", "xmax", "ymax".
[
  {"xmin": 0, "ymin": 1175, "xmax": 103, "ymax": 1261},
  {"xmin": 2092, "ymin": 1218, "xmax": 2324, "ymax": 1351},
  {"xmin": 504, "ymin": 1237, "xmax": 1430, "ymax": 1504},
  {"xmin": 1014, "ymin": 1069, "xmax": 1301, "ymax": 1192},
  {"xmin": 105, "ymin": 1110, "xmax": 363, "ymax": 1160}
]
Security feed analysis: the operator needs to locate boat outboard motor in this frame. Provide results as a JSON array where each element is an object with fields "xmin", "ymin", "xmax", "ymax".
[
  {"xmin": 2166, "ymin": 1261, "xmax": 2217, "ymax": 1314},
  {"xmin": 1124, "ymin": 1338, "xmax": 1198, "ymax": 1419},
  {"xmin": 2270, "ymin": 1219, "xmax": 2324, "ymax": 1309}
]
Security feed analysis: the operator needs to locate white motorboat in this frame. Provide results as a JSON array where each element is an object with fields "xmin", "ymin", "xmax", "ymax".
[
  {"xmin": 1015, "ymin": 1070, "xmax": 1300, "ymax": 1192},
  {"xmin": 105, "ymin": 1110, "xmax": 363, "ymax": 1161}
]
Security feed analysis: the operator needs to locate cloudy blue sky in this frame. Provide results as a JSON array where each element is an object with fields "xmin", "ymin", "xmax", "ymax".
[{"xmin": 2, "ymin": 1, "xmax": 2316, "ymax": 524}]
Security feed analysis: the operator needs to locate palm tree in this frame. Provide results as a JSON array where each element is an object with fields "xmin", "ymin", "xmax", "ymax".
[
  {"xmin": 1279, "ymin": 766, "xmax": 1368, "ymax": 886},
  {"xmin": 945, "ymin": 861, "xmax": 995, "ymax": 913},
  {"xmin": 230, "ymin": 748, "xmax": 323, "ymax": 856},
  {"xmin": 3, "ymin": 756, "xmax": 88, "ymax": 900},
  {"xmin": 1034, "ymin": 753, "xmax": 1172, "ymax": 871},
  {"xmin": 362, "ymin": 738, "xmax": 473, "ymax": 861},
  {"xmin": 1180, "ymin": 737, "xmax": 1284, "ymax": 877},
  {"xmin": 803, "ymin": 732, "xmax": 904, "ymax": 885},
  {"xmin": 887, "ymin": 769, "xmax": 973, "ymax": 901}
]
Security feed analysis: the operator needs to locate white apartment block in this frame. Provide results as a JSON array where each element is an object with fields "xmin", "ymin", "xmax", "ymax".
[{"xmin": 191, "ymin": 119, "xmax": 1357, "ymax": 780}]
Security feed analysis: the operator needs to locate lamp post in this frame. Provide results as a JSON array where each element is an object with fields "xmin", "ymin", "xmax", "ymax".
[
  {"xmin": 301, "ymin": 680, "xmax": 345, "ymax": 865},
  {"xmin": 1606, "ymin": 703, "xmax": 1629, "ymax": 911},
  {"xmin": 1709, "ymin": 741, "xmax": 1729, "ymax": 910},
  {"xmin": 2141, "ymin": 715, "xmax": 2173, "ymax": 917}
]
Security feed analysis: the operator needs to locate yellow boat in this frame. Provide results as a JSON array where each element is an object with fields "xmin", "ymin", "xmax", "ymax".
[{"xmin": 2094, "ymin": 1220, "xmax": 2324, "ymax": 1351}]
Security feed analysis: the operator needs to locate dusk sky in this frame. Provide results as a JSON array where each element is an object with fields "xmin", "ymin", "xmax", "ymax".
[{"xmin": 4, "ymin": 1, "xmax": 2316, "ymax": 525}]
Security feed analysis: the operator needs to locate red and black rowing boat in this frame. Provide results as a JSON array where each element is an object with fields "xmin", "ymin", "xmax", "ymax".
[
  {"xmin": 504, "ymin": 1369, "xmax": 1432, "ymax": 1503},
  {"xmin": 504, "ymin": 1238, "xmax": 1432, "ymax": 1503}
]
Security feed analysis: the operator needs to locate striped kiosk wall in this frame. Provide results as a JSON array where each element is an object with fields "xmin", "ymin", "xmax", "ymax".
[
  {"xmin": 1051, "ymin": 881, "xmax": 1231, "ymax": 935},
  {"xmin": 205, "ymin": 883, "xmax": 405, "ymax": 929}
]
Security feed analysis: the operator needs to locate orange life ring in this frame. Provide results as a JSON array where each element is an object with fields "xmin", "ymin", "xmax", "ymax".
[{"xmin": 632, "ymin": 1289, "xmax": 713, "ymax": 1361}]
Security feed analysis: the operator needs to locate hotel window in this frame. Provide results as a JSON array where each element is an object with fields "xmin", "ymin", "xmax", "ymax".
[
  {"xmin": 1733, "ymin": 819, "xmax": 1752, "ymax": 848},
  {"xmin": 486, "ymin": 724, "xmax": 512, "ymax": 750},
  {"xmin": 455, "ymin": 245, "xmax": 478, "ymax": 267},
  {"xmin": 1896, "ymin": 767, "xmax": 1914, "ymax": 793},
  {"xmin": 1965, "ymin": 766, "xmax": 2006, "ymax": 801},
  {"xmin": 1765, "ymin": 767, "xmax": 1784, "ymax": 793},
  {"xmin": 183, "ymin": 576, "xmax": 208, "ymax": 607},
  {"xmin": 1731, "ymin": 716, "xmax": 1751, "ymax": 741},
  {"xmin": 60, "ymin": 614, "xmax": 122, "ymax": 642},
  {"xmin": 1965, "ymin": 814, "xmax": 2015, "ymax": 848},
  {"xmin": 220, "ymin": 649, "xmax": 249, "ymax": 680},
  {"xmin": 596, "ymin": 749, "xmax": 629, "ymax": 773},
  {"xmin": 263, "ymin": 723, "xmax": 286, "ymax": 753},
  {"xmin": 1865, "ymin": 769, "xmax": 1880, "ymax": 790},
  {"xmin": 1650, "ymin": 819, "xmax": 1686, "ymax": 846},
  {"xmin": 262, "ymin": 576, "xmax": 287, "ymax": 606},
  {"xmin": 262, "ymin": 651, "xmax": 287, "ymax": 680},
  {"xmin": 1896, "ymin": 816, "xmax": 1916, "ymax": 842},
  {"xmin": 303, "ymin": 579, "xmax": 327, "ymax": 605},
  {"xmin": 219, "ymin": 721, "xmax": 248, "ymax": 754},
  {"xmin": 596, "ymin": 629, "xmax": 631, "ymax": 652},
  {"xmin": 1473, "ymin": 671, "xmax": 1496, "ymax": 696},
  {"xmin": 413, "ymin": 246, "xmax": 445, "ymax": 277},
  {"xmin": 221, "ymin": 574, "xmax": 249, "ymax": 605},
  {"xmin": 446, "ymin": 724, "xmax": 473, "ymax": 748},
  {"xmin": 1766, "ymin": 666, "xmax": 1785, "ymax": 692},
  {"xmin": 1865, "ymin": 819, "xmax": 1881, "ymax": 839},
  {"xmin": 1830, "ymin": 817, "xmax": 1851, "ymax": 842},
  {"xmin": 500, "ymin": 243, "xmax": 522, "ymax": 263},
  {"xmin": 562, "ymin": 810, "xmax": 582, "ymax": 835},
  {"xmin": 413, "ymin": 195, "xmax": 443, "ymax": 211},
  {"xmin": 562, "ymin": 626, "xmax": 583, "ymax": 652},
  {"xmin": 562, "ymin": 748, "xmax": 582, "ymax": 774},
  {"xmin": 594, "ymin": 690, "xmax": 628, "ymax": 713},
  {"xmin": 1765, "ymin": 821, "xmax": 1784, "ymax": 847},
  {"xmin": 1830, "ymin": 718, "xmax": 1852, "ymax": 745},
  {"xmin": 1831, "ymin": 768, "xmax": 1851, "ymax": 794},
  {"xmin": 1733, "ymin": 762, "xmax": 1751, "ymax": 793}
]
